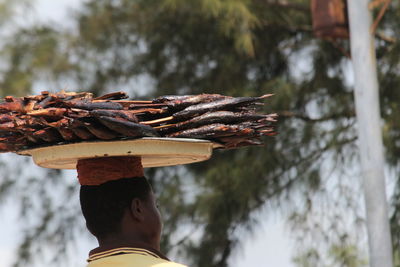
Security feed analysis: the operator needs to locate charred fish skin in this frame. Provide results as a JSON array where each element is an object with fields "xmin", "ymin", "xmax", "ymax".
[
  {"xmin": 152, "ymin": 95, "xmax": 195, "ymax": 103},
  {"xmin": 68, "ymin": 108, "xmax": 91, "ymax": 118},
  {"xmin": 153, "ymin": 94, "xmax": 230, "ymax": 107},
  {"xmin": 93, "ymin": 91, "xmax": 128, "ymax": 100},
  {"xmin": 0, "ymin": 114, "xmax": 14, "ymax": 124},
  {"xmin": 55, "ymin": 91, "xmax": 93, "ymax": 101},
  {"xmin": 216, "ymin": 136, "xmax": 263, "ymax": 149},
  {"xmin": 36, "ymin": 95, "xmax": 56, "ymax": 109},
  {"xmin": 97, "ymin": 116, "xmax": 159, "ymax": 138},
  {"xmin": 57, "ymin": 127, "xmax": 78, "ymax": 141},
  {"xmin": 0, "ymin": 121, "xmax": 21, "ymax": 132},
  {"xmin": 0, "ymin": 143, "xmax": 12, "ymax": 152},
  {"xmin": 0, "ymin": 117, "xmax": 45, "ymax": 132},
  {"xmin": 172, "ymin": 95, "xmax": 269, "ymax": 120},
  {"xmin": 83, "ymin": 121, "xmax": 119, "ymax": 140},
  {"xmin": 161, "ymin": 111, "xmax": 271, "ymax": 132},
  {"xmin": 24, "ymin": 133, "xmax": 43, "ymax": 144},
  {"xmin": 65, "ymin": 100, "xmax": 123, "ymax": 110},
  {"xmin": 168, "ymin": 94, "xmax": 230, "ymax": 108},
  {"xmin": 0, "ymin": 99, "xmax": 25, "ymax": 113},
  {"xmin": 46, "ymin": 118, "xmax": 77, "ymax": 141},
  {"xmin": 46, "ymin": 117, "xmax": 71, "ymax": 128},
  {"xmin": 167, "ymin": 123, "xmax": 255, "ymax": 139},
  {"xmin": 155, "ymin": 111, "xmax": 235, "ymax": 133},
  {"xmin": 173, "ymin": 111, "xmax": 237, "ymax": 129},
  {"xmin": 0, "ymin": 136, "xmax": 26, "ymax": 152},
  {"xmin": 32, "ymin": 128, "xmax": 63, "ymax": 143},
  {"xmin": 128, "ymin": 103, "xmax": 168, "ymax": 109},
  {"xmin": 15, "ymin": 117, "xmax": 48, "ymax": 131},
  {"xmin": 69, "ymin": 119, "xmax": 96, "ymax": 140},
  {"xmin": 27, "ymin": 108, "xmax": 68, "ymax": 118},
  {"xmin": 70, "ymin": 126, "xmax": 95, "ymax": 140},
  {"xmin": 23, "ymin": 100, "xmax": 36, "ymax": 113},
  {"xmin": 90, "ymin": 110, "xmax": 138, "ymax": 123}
]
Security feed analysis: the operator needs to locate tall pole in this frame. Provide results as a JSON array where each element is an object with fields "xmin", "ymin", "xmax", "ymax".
[{"xmin": 347, "ymin": 1, "xmax": 393, "ymax": 267}]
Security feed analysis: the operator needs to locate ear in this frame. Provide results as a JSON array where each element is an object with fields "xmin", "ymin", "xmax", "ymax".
[{"xmin": 130, "ymin": 198, "xmax": 145, "ymax": 222}]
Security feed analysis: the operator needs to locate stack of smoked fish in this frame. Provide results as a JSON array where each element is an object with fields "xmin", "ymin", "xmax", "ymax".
[{"xmin": 0, "ymin": 91, "xmax": 277, "ymax": 152}]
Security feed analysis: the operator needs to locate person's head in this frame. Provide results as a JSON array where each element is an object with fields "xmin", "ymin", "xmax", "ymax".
[{"xmin": 79, "ymin": 177, "xmax": 162, "ymax": 249}]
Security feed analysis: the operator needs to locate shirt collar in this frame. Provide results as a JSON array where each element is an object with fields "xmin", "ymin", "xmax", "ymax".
[{"xmin": 88, "ymin": 244, "xmax": 170, "ymax": 262}]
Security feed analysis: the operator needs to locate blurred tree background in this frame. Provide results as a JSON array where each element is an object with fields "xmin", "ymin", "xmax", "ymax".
[{"xmin": 0, "ymin": 0, "xmax": 399, "ymax": 266}]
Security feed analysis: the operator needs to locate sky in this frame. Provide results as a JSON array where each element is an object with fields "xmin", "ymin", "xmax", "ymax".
[{"xmin": 0, "ymin": 0, "xmax": 295, "ymax": 266}]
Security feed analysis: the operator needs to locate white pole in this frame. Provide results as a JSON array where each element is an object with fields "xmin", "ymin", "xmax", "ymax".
[{"xmin": 346, "ymin": 1, "xmax": 393, "ymax": 267}]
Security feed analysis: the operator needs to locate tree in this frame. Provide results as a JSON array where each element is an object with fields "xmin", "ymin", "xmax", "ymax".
[{"xmin": 0, "ymin": 0, "xmax": 399, "ymax": 266}]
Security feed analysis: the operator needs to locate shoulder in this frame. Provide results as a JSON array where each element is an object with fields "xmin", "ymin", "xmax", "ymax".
[
  {"xmin": 87, "ymin": 253, "xmax": 188, "ymax": 267},
  {"xmin": 157, "ymin": 261, "xmax": 188, "ymax": 267}
]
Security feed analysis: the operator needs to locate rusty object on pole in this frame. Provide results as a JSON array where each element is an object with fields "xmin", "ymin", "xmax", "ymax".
[{"xmin": 311, "ymin": 0, "xmax": 349, "ymax": 39}]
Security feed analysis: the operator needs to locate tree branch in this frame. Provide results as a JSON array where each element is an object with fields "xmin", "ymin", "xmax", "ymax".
[
  {"xmin": 376, "ymin": 31, "xmax": 396, "ymax": 43},
  {"xmin": 279, "ymin": 110, "xmax": 355, "ymax": 122},
  {"xmin": 260, "ymin": 135, "xmax": 357, "ymax": 202}
]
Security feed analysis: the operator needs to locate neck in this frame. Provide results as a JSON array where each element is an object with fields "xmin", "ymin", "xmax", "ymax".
[
  {"xmin": 101, "ymin": 232, "xmax": 158, "ymax": 248},
  {"xmin": 90, "ymin": 232, "xmax": 162, "ymax": 257}
]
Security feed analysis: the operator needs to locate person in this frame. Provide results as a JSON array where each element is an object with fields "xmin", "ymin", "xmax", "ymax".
[{"xmin": 77, "ymin": 156, "xmax": 187, "ymax": 267}]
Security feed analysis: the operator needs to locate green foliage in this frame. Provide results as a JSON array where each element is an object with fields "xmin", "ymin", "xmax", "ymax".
[
  {"xmin": 294, "ymin": 243, "xmax": 367, "ymax": 267},
  {"xmin": 328, "ymin": 244, "xmax": 367, "ymax": 267},
  {"xmin": 0, "ymin": 0, "xmax": 29, "ymax": 26},
  {"xmin": 0, "ymin": 1, "xmax": 400, "ymax": 267},
  {"xmin": 0, "ymin": 27, "xmax": 75, "ymax": 96}
]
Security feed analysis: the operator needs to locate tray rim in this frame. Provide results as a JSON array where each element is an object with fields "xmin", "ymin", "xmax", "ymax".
[{"xmin": 17, "ymin": 137, "xmax": 222, "ymax": 170}]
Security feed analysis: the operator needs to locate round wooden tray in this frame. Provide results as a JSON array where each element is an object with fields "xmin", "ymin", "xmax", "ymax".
[{"xmin": 17, "ymin": 137, "xmax": 221, "ymax": 169}]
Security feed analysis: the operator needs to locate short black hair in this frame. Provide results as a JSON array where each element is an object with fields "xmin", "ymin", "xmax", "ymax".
[{"xmin": 80, "ymin": 177, "xmax": 151, "ymax": 239}]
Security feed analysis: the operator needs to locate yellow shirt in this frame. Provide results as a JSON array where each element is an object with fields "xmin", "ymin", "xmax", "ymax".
[{"xmin": 87, "ymin": 247, "xmax": 188, "ymax": 267}]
